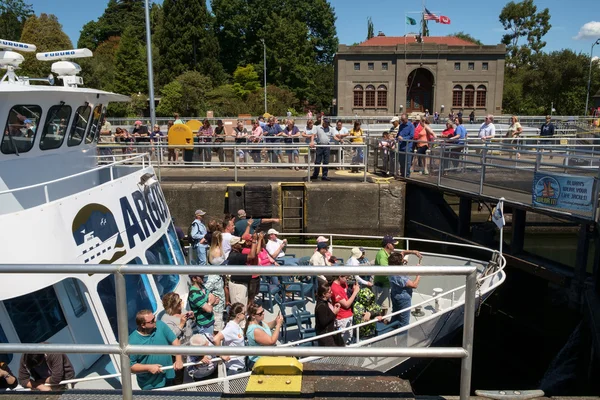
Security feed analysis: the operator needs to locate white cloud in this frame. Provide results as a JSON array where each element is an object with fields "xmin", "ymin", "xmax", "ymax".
[{"xmin": 573, "ymin": 21, "xmax": 600, "ymax": 40}]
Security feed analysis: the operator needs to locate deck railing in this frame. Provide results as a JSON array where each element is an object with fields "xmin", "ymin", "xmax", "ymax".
[{"xmin": 0, "ymin": 261, "xmax": 500, "ymax": 400}]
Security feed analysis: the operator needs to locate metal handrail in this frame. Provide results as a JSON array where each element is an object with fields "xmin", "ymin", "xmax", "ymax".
[
  {"xmin": 0, "ymin": 263, "xmax": 482, "ymax": 400},
  {"xmin": 0, "ymin": 153, "xmax": 151, "ymax": 197}
]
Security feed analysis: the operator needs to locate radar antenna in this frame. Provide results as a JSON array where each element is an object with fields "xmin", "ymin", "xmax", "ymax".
[
  {"xmin": 36, "ymin": 48, "xmax": 93, "ymax": 88},
  {"xmin": 0, "ymin": 39, "xmax": 37, "ymax": 84}
]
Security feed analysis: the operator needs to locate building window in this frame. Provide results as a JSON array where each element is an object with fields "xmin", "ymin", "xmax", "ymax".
[
  {"xmin": 377, "ymin": 85, "xmax": 388, "ymax": 108},
  {"xmin": 365, "ymin": 85, "xmax": 376, "ymax": 107},
  {"xmin": 85, "ymin": 104, "xmax": 104, "ymax": 144},
  {"xmin": 354, "ymin": 63, "xmax": 360, "ymax": 71},
  {"xmin": 368, "ymin": 62, "xmax": 374, "ymax": 71},
  {"xmin": 1, "ymin": 105, "xmax": 43, "ymax": 155},
  {"xmin": 464, "ymin": 85, "xmax": 475, "ymax": 108},
  {"xmin": 454, "ymin": 62, "xmax": 461, "ymax": 71},
  {"xmin": 482, "ymin": 62, "xmax": 489, "ymax": 71},
  {"xmin": 468, "ymin": 62, "xmax": 474, "ymax": 71},
  {"xmin": 476, "ymin": 85, "xmax": 487, "ymax": 107},
  {"xmin": 382, "ymin": 62, "xmax": 388, "ymax": 71},
  {"xmin": 452, "ymin": 85, "xmax": 463, "ymax": 107},
  {"xmin": 353, "ymin": 85, "xmax": 364, "ymax": 107},
  {"xmin": 4, "ymin": 285, "xmax": 68, "ymax": 343}
]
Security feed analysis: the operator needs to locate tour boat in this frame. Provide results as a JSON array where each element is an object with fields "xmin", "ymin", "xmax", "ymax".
[{"xmin": 0, "ymin": 39, "xmax": 506, "ymax": 392}]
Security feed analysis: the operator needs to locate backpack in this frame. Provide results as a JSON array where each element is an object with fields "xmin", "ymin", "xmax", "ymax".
[{"xmin": 188, "ymin": 221, "xmax": 200, "ymax": 246}]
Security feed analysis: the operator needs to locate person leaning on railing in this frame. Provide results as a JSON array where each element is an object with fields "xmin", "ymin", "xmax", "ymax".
[
  {"xmin": 0, "ymin": 361, "xmax": 17, "ymax": 390},
  {"xmin": 388, "ymin": 251, "xmax": 423, "ymax": 328},
  {"xmin": 18, "ymin": 352, "xmax": 74, "ymax": 391}
]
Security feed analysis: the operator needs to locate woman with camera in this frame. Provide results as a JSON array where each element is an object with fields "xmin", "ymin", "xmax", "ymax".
[
  {"xmin": 161, "ymin": 292, "xmax": 196, "ymax": 385},
  {"xmin": 331, "ymin": 275, "xmax": 360, "ymax": 345}
]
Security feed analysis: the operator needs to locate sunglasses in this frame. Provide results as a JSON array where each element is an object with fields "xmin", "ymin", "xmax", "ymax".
[
  {"xmin": 145, "ymin": 317, "xmax": 156, "ymax": 324},
  {"xmin": 255, "ymin": 310, "xmax": 265, "ymax": 317}
]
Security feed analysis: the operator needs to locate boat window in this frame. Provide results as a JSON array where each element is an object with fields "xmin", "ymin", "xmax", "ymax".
[
  {"xmin": 1, "ymin": 105, "xmax": 42, "ymax": 155},
  {"xmin": 97, "ymin": 260, "xmax": 157, "ymax": 337},
  {"xmin": 167, "ymin": 223, "xmax": 186, "ymax": 265},
  {"xmin": 4, "ymin": 285, "xmax": 67, "ymax": 343},
  {"xmin": 39, "ymin": 104, "xmax": 72, "ymax": 150},
  {"xmin": 85, "ymin": 104, "xmax": 104, "ymax": 144},
  {"xmin": 64, "ymin": 278, "xmax": 87, "ymax": 317},
  {"xmin": 67, "ymin": 105, "xmax": 92, "ymax": 147},
  {"xmin": 146, "ymin": 234, "xmax": 179, "ymax": 299},
  {"xmin": 0, "ymin": 324, "xmax": 12, "ymax": 364}
]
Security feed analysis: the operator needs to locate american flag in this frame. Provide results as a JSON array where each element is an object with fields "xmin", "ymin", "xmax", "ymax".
[{"xmin": 424, "ymin": 8, "xmax": 439, "ymax": 21}]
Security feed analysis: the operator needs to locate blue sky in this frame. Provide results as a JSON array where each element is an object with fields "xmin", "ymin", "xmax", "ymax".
[{"xmin": 27, "ymin": 0, "xmax": 600, "ymax": 55}]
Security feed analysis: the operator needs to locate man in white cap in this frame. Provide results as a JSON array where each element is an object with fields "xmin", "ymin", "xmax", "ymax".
[
  {"xmin": 389, "ymin": 116, "xmax": 401, "ymax": 137},
  {"xmin": 227, "ymin": 235, "xmax": 259, "ymax": 306},
  {"xmin": 265, "ymin": 228, "xmax": 299, "ymax": 265},
  {"xmin": 234, "ymin": 209, "xmax": 280, "ymax": 237},
  {"xmin": 190, "ymin": 209, "xmax": 208, "ymax": 265}
]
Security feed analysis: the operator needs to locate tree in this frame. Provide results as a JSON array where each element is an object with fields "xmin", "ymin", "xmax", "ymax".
[
  {"xmin": 19, "ymin": 13, "xmax": 73, "ymax": 78},
  {"xmin": 0, "ymin": 0, "xmax": 33, "ymax": 40},
  {"xmin": 158, "ymin": 0, "xmax": 226, "ymax": 86},
  {"xmin": 499, "ymin": 0, "xmax": 551, "ymax": 68},
  {"xmin": 77, "ymin": 0, "xmax": 145, "ymax": 50},
  {"xmin": 157, "ymin": 71, "xmax": 213, "ymax": 116},
  {"xmin": 232, "ymin": 65, "xmax": 260, "ymax": 98},
  {"xmin": 246, "ymin": 85, "xmax": 299, "ymax": 116},
  {"xmin": 205, "ymin": 84, "xmax": 245, "ymax": 116},
  {"xmin": 79, "ymin": 36, "xmax": 120, "ymax": 91},
  {"xmin": 367, "ymin": 17, "xmax": 374, "ymax": 40},
  {"xmin": 448, "ymin": 31, "xmax": 483, "ymax": 45},
  {"xmin": 113, "ymin": 25, "xmax": 147, "ymax": 95}
]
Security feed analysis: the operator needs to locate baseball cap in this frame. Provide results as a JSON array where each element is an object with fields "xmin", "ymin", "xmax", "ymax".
[
  {"xmin": 267, "ymin": 228, "xmax": 279, "ymax": 235},
  {"xmin": 359, "ymin": 247, "xmax": 365, "ymax": 253},
  {"xmin": 237, "ymin": 209, "xmax": 246, "ymax": 218},
  {"xmin": 390, "ymin": 116, "xmax": 400, "ymax": 123},
  {"xmin": 230, "ymin": 236, "xmax": 245, "ymax": 246},
  {"xmin": 316, "ymin": 236, "xmax": 329, "ymax": 243},
  {"xmin": 382, "ymin": 235, "xmax": 398, "ymax": 247},
  {"xmin": 241, "ymin": 233, "xmax": 252, "ymax": 241},
  {"xmin": 135, "ymin": 120, "xmax": 142, "ymax": 125},
  {"xmin": 195, "ymin": 209, "xmax": 206, "ymax": 216},
  {"xmin": 323, "ymin": 117, "xmax": 330, "ymax": 124},
  {"xmin": 317, "ymin": 241, "xmax": 328, "ymax": 250},
  {"xmin": 351, "ymin": 247, "xmax": 362, "ymax": 258},
  {"xmin": 24, "ymin": 119, "xmax": 32, "ymax": 124}
]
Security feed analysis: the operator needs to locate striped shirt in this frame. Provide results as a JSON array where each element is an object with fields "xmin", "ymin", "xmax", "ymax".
[{"xmin": 188, "ymin": 286, "xmax": 214, "ymax": 328}]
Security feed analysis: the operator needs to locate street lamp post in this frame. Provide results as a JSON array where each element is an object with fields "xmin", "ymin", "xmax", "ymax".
[
  {"xmin": 584, "ymin": 38, "xmax": 600, "ymax": 117},
  {"xmin": 261, "ymin": 39, "xmax": 267, "ymax": 115}
]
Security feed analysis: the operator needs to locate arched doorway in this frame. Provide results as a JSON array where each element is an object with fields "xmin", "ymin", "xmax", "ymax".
[{"xmin": 406, "ymin": 68, "xmax": 434, "ymax": 113}]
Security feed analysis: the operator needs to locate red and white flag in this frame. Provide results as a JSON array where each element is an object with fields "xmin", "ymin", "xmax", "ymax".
[{"xmin": 439, "ymin": 15, "xmax": 451, "ymax": 24}]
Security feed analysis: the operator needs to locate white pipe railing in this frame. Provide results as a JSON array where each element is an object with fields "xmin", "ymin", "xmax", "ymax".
[{"xmin": 0, "ymin": 263, "xmax": 485, "ymax": 400}]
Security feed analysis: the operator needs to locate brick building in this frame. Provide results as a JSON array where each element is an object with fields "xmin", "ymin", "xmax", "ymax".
[{"xmin": 334, "ymin": 34, "xmax": 506, "ymax": 117}]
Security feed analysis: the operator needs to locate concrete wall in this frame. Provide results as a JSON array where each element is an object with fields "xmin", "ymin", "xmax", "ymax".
[{"xmin": 161, "ymin": 182, "xmax": 405, "ymax": 236}]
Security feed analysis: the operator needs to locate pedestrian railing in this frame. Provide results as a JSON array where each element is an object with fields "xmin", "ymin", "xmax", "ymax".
[{"xmin": 0, "ymin": 259, "xmax": 503, "ymax": 400}]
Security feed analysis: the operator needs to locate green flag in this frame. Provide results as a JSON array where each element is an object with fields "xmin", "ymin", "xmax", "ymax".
[{"xmin": 406, "ymin": 16, "xmax": 417, "ymax": 25}]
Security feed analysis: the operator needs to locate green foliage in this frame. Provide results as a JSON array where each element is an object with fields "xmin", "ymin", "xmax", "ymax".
[
  {"xmin": 19, "ymin": 13, "xmax": 72, "ymax": 78},
  {"xmin": 129, "ymin": 92, "xmax": 147, "ymax": 116},
  {"xmin": 113, "ymin": 25, "xmax": 147, "ymax": 95},
  {"xmin": 246, "ymin": 85, "xmax": 299, "ymax": 116},
  {"xmin": 367, "ymin": 17, "xmax": 374, "ymax": 40},
  {"xmin": 157, "ymin": 0, "xmax": 225, "ymax": 86},
  {"xmin": 448, "ymin": 31, "xmax": 483, "ymax": 45},
  {"xmin": 156, "ymin": 71, "xmax": 213, "ymax": 117},
  {"xmin": 502, "ymin": 49, "xmax": 600, "ymax": 115},
  {"xmin": 499, "ymin": 0, "xmax": 551, "ymax": 68},
  {"xmin": 0, "ymin": 0, "xmax": 33, "ymax": 40},
  {"xmin": 77, "ymin": 0, "xmax": 144, "ymax": 50},
  {"xmin": 206, "ymin": 84, "xmax": 245, "ymax": 116},
  {"xmin": 233, "ymin": 65, "xmax": 260, "ymax": 96},
  {"xmin": 79, "ymin": 36, "xmax": 120, "ymax": 91}
]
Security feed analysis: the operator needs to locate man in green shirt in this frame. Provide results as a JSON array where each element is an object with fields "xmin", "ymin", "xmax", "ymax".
[
  {"xmin": 129, "ymin": 309, "xmax": 183, "ymax": 390},
  {"xmin": 374, "ymin": 235, "xmax": 398, "ymax": 310},
  {"xmin": 188, "ymin": 275, "xmax": 219, "ymax": 337}
]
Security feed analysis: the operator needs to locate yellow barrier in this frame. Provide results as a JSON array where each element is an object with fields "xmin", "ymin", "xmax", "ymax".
[{"xmin": 168, "ymin": 124, "xmax": 193, "ymax": 149}]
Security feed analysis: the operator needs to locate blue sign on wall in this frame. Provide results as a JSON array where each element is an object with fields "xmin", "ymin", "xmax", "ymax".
[{"xmin": 532, "ymin": 172, "xmax": 596, "ymax": 216}]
